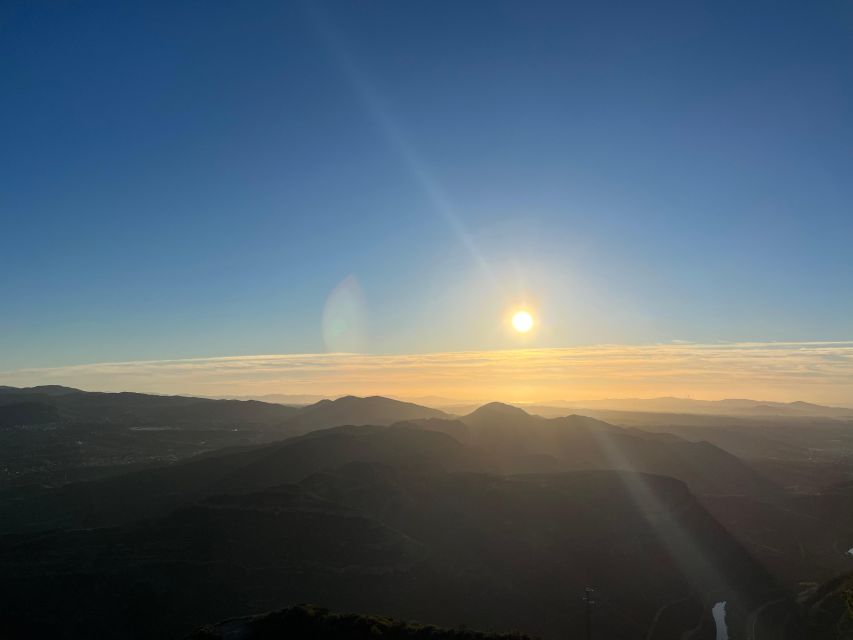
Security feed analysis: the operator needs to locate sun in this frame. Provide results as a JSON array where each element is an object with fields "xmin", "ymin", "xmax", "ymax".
[{"xmin": 511, "ymin": 310, "xmax": 534, "ymax": 333}]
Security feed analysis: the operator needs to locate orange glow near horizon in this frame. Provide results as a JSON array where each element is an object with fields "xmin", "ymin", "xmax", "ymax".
[{"xmin": 3, "ymin": 342, "xmax": 853, "ymax": 406}]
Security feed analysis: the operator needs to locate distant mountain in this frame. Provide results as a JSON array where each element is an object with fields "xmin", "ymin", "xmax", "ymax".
[
  {"xmin": 0, "ymin": 465, "xmax": 785, "ymax": 639},
  {"xmin": 191, "ymin": 605, "xmax": 536, "ymax": 639},
  {"xmin": 0, "ymin": 387, "xmax": 450, "ymax": 432},
  {"xmin": 0, "ymin": 400, "xmax": 783, "ymax": 534},
  {"xmin": 0, "ymin": 390, "xmax": 455, "ymax": 491},
  {"xmin": 398, "ymin": 402, "xmax": 782, "ymax": 498},
  {"xmin": 550, "ymin": 397, "xmax": 853, "ymax": 418},
  {"xmin": 0, "ymin": 384, "xmax": 80, "ymax": 397},
  {"xmin": 467, "ymin": 401, "xmax": 533, "ymax": 421},
  {"xmin": 0, "ymin": 386, "xmax": 299, "ymax": 427}
]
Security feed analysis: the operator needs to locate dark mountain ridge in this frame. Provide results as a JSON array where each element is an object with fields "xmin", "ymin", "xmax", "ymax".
[
  {"xmin": 0, "ymin": 399, "xmax": 781, "ymax": 536},
  {"xmin": 0, "ymin": 389, "xmax": 452, "ymax": 491},
  {"xmin": 552, "ymin": 397, "xmax": 853, "ymax": 419},
  {"xmin": 0, "ymin": 387, "xmax": 450, "ymax": 434},
  {"xmin": 283, "ymin": 395, "xmax": 450, "ymax": 431},
  {"xmin": 417, "ymin": 403, "xmax": 783, "ymax": 498},
  {"xmin": 0, "ymin": 386, "xmax": 300, "ymax": 427}
]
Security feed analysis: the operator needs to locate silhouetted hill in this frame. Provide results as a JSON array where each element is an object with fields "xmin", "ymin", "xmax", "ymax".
[
  {"xmin": 0, "ymin": 389, "xmax": 456, "ymax": 491},
  {"xmin": 0, "ymin": 386, "xmax": 300, "ymax": 427},
  {"xmin": 0, "ymin": 399, "xmax": 783, "ymax": 535},
  {"xmin": 190, "ymin": 605, "xmax": 537, "ymax": 639},
  {"xmin": 538, "ymin": 409, "xmax": 853, "ymax": 493},
  {"xmin": 0, "ymin": 384, "xmax": 80, "ymax": 397},
  {"xmin": 283, "ymin": 395, "xmax": 450, "ymax": 432},
  {"xmin": 0, "ymin": 388, "xmax": 449, "ymax": 433},
  {"xmin": 395, "ymin": 404, "xmax": 781, "ymax": 498},
  {"xmin": 54, "ymin": 391, "xmax": 300, "ymax": 426},
  {"xmin": 467, "ymin": 401, "xmax": 532, "ymax": 420},
  {"xmin": 0, "ymin": 388, "xmax": 793, "ymax": 502}
]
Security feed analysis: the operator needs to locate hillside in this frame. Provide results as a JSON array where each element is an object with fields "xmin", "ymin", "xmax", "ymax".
[
  {"xmin": 702, "ymin": 484, "xmax": 853, "ymax": 588},
  {"xmin": 0, "ymin": 467, "xmax": 784, "ymax": 639}
]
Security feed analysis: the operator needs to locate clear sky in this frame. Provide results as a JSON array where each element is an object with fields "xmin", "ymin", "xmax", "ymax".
[{"xmin": 2, "ymin": 1, "xmax": 852, "ymax": 399}]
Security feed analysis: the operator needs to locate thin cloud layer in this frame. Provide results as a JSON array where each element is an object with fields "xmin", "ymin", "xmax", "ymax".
[{"xmin": 2, "ymin": 341, "xmax": 853, "ymax": 404}]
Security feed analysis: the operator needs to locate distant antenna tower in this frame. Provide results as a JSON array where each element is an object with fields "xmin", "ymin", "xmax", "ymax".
[{"xmin": 582, "ymin": 586, "xmax": 596, "ymax": 640}]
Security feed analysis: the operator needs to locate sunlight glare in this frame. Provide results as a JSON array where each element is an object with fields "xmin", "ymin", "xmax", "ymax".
[{"xmin": 512, "ymin": 310, "xmax": 534, "ymax": 333}]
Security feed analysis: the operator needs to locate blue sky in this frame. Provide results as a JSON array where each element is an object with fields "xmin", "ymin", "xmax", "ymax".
[{"xmin": 2, "ymin": 0, "xmax": 852, "ymax": 371}]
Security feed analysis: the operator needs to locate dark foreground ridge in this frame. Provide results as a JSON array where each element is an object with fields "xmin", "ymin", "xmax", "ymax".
[{"xmin": 190, "ymin": 605, "xmax": 537, "ymax": 639}]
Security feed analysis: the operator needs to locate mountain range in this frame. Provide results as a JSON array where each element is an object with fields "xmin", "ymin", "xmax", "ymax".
[
  {"xmin": 541, "ymin": 397, "xmax": 853, "ymax": 419},
  {"xmin": 1, "ymin": 386, "xmax": 851, "ymax": 638}
]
